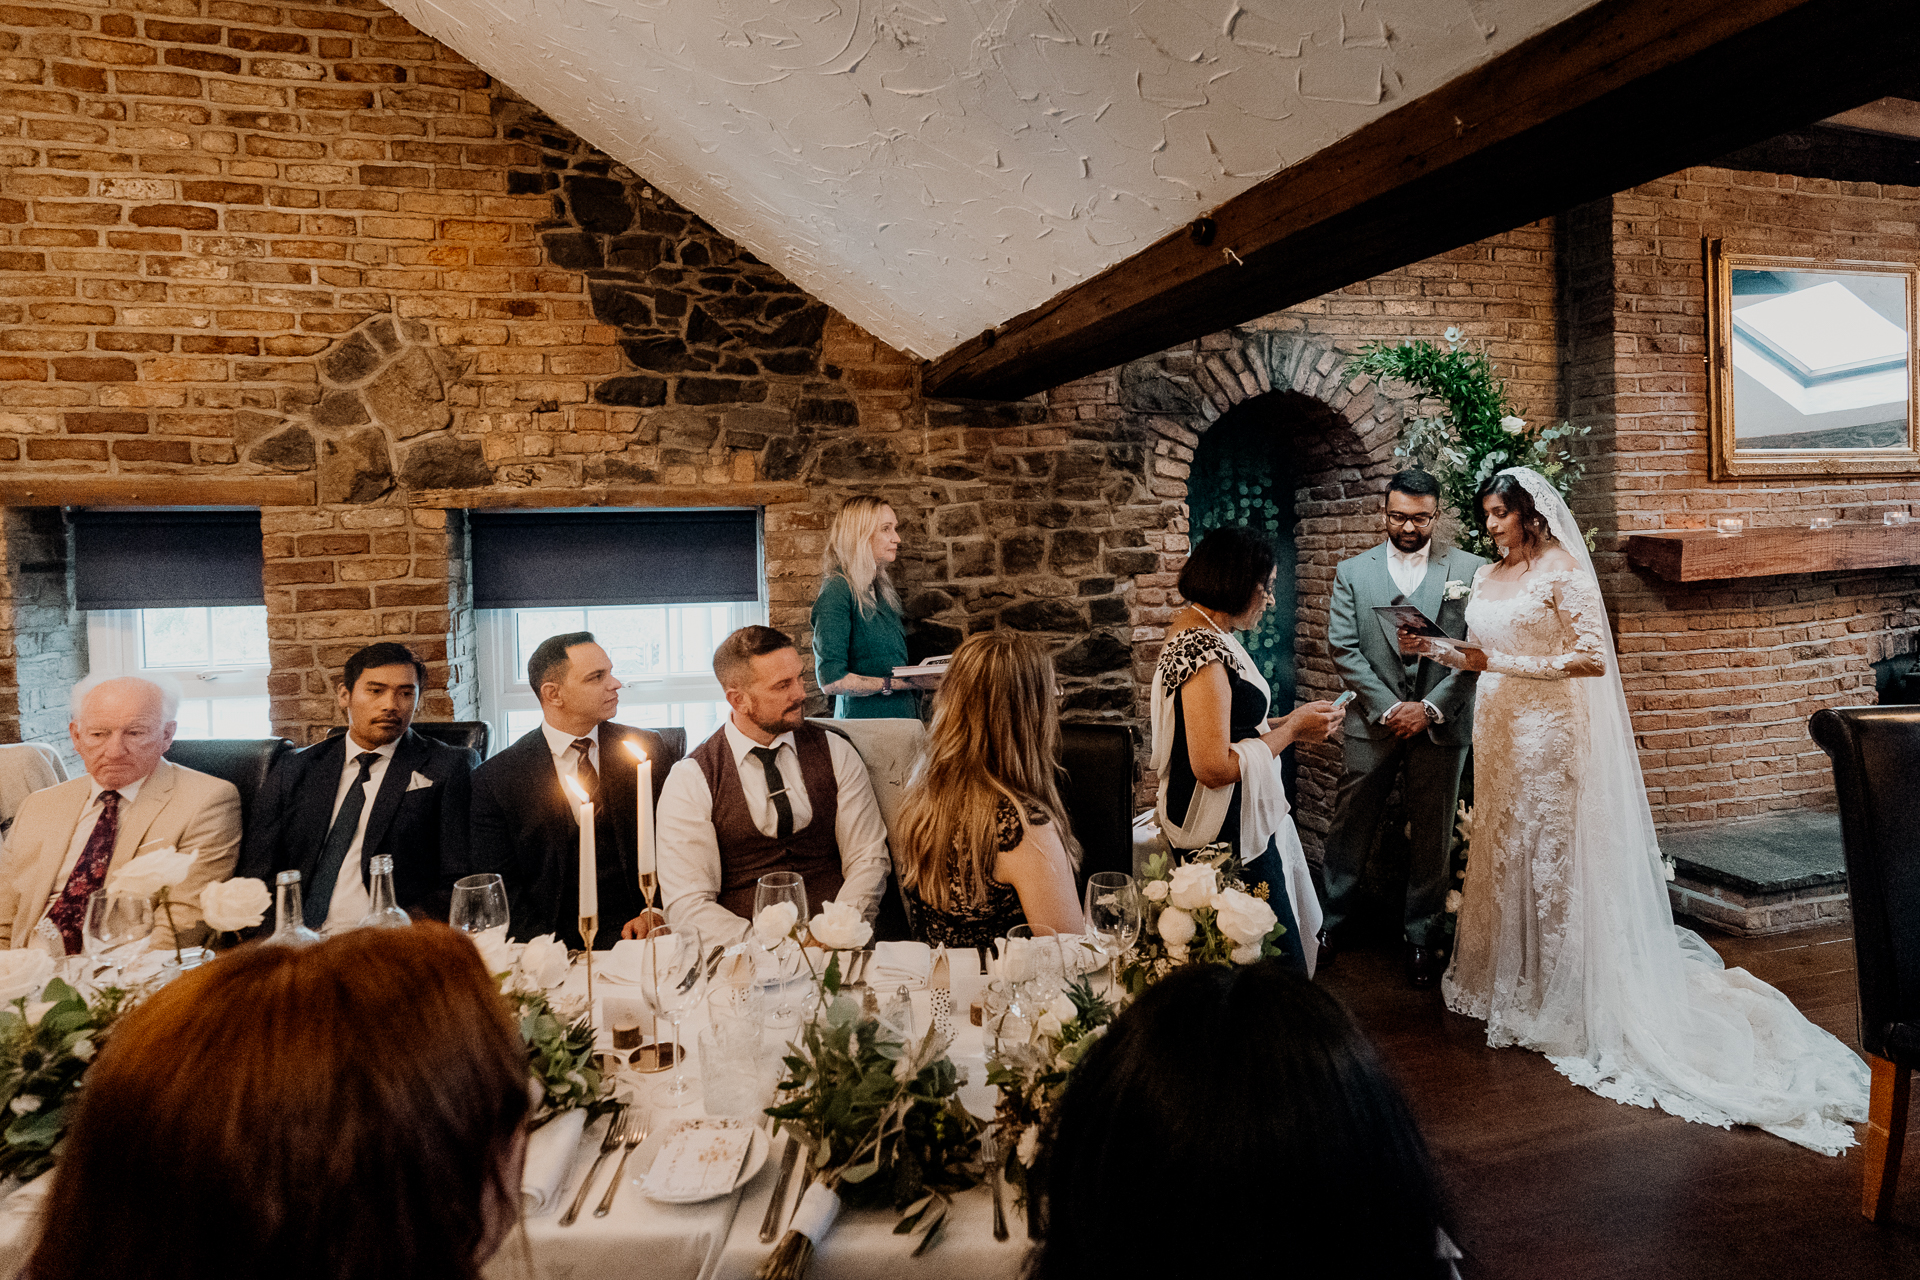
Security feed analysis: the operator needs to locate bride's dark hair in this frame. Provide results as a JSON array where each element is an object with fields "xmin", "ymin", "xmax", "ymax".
[{"xmin": 1476, "ymin": 472, "xmax": 1553, "ymax": 552}]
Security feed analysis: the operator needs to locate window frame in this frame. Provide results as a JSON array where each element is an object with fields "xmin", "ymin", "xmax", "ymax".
[{"xmin": 84, "ymin": 607, "xmax": 273, "ymax": 740}]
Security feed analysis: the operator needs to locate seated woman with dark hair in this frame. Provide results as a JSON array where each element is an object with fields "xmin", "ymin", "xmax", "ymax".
[
  {"xmin": 32, "ymin": 924, "xmax": 531, "ymax": 1280},
  {"xmin": 1154, "ymin": 526, "xmax": 1343, "ymax": 973},
  {"xmin": 894, "ymin": 631, "xmax": 1083, "ymax": 947},
  {"xmin": 1032, "ymin": 960, "xmax": 1458, "ymax": 1280}
]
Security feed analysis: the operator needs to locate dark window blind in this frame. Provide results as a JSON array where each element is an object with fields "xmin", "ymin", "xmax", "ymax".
[
  {"xmin": 470, "ymin": 509, "xmax": 761, "ymax": 609},
  {"xmin": 72, "ymin": 509, "xmax": 264, "ymax": 610}
]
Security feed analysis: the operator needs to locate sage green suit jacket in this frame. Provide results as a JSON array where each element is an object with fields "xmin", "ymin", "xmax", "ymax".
[{"xmin": 1326, "ymin": 542, "xmax": 1488, "ymax": 749}]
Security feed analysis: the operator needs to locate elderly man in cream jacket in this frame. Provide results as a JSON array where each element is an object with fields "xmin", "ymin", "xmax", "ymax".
[{"xmin": 0, "ymin": 675, "xmax": 240, "ymax": 951}]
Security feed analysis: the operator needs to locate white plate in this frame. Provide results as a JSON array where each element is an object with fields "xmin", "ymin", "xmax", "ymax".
[{"xmin": 637, "ymin": 1121, "xmax": 769, "ymax": 1205}]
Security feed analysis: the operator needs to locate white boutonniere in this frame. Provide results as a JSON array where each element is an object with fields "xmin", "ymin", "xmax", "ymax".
[{"xmin": 1443, "ymin": 579, "xmax": 1471, "ymax": 601}]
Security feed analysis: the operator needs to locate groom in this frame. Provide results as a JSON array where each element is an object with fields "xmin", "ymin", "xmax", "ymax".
[{"xmin": 1319, "ymin": 469, "xmax": 1487, "ymax": 989}]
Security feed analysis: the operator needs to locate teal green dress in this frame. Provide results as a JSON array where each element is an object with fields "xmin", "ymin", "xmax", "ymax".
[{"xmin": 811, "ymin": 574, "xmax": 918, "ymax": 719}]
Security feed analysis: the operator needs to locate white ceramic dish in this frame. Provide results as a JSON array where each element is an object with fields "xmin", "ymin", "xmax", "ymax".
[{"xmin": 637, "ymin": 1120, "xmax": 769, "ymax": 1205}]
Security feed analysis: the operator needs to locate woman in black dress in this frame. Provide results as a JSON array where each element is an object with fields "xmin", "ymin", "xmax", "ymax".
[
  {"xmin": 894, "ymin": 631, "xmax": 1083, "ymax": 948},
  {"xmin": 1152, "ymin": 527, "xmax": 1343, "ymax": 974}
]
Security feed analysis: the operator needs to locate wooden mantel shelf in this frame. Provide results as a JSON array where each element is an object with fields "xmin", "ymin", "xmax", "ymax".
[{"xmin": 1625, "ymin": 523, "xmax": 1920, "ymax": 582}]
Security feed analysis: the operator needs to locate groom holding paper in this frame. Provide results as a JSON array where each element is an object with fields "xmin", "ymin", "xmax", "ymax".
[{"xmin": 1319, "ymin": 469, "xmax": 1485, "ymax": 989}]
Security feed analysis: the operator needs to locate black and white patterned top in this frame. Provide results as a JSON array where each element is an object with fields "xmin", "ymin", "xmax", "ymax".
[
  {"xmin": 1157, "ymin": 627, "xmax": 1239, "ymax": 693},
  {"xmin": 1157, "ymin": 625, "xmax": 1270, "ymax": 849}
]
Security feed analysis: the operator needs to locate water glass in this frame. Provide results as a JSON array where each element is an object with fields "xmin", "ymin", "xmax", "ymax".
[
  {"xmin": 1084, "ymin": 872, "xmax": 1143, "ymax": 980},
  {"xmin": 85, "ymin": 891, "xmax": 153, "ymax": 986},
  {"xmin": 753, "ymin": 872, "xmax": 807, "ymax": 1016},
  {"xmin": 636, "ymin": 924, "xmax": 705, "ymax": 1100},
  {"xmin": 698, "ymin": 1027, "xmax": 776, "ymax": 1117},
  {"xmin": 449, "ymin": 873, "xmax": 510, "ymax": 936}
]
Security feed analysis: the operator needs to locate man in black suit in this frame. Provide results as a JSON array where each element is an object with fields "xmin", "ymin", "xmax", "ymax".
[
  {"xmin": 239, "ymin": 643, "xmax": 475, "ymax": 931},
  {"xmin": 465, "ymin": 631, "xmax": 670, "ymax": 947}
]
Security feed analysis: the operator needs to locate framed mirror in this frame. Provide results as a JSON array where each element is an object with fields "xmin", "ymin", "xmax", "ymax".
[{"xmin": 1706, "ymin": 240, "xmax": 1919, "ymax": 480}]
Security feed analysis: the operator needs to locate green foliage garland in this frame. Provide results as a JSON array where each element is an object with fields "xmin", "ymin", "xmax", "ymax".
[
  {"xmin": 1345, "ymin": 328, "xmax": 1590, "ymax": 557},
  {"xmin": 0, "ymin": 979, "xmax": 135, "ymax": 1183}
]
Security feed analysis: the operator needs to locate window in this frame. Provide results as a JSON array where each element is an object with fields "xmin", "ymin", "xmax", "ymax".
[
  {"xmin": 86, "ymin": 607, "xmax": 272, "ymax": 739},
  {"xmin": 476, "ymin": 602, "xmax": 765, "ymax": 753}
]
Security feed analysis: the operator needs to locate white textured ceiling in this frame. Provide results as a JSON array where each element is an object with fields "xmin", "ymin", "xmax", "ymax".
[{"xmin": 384, "ymin": 0, "xmax": 1605, "ymax": 360}]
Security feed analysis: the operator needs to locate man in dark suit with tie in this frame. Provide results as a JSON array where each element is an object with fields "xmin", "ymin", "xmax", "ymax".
[
  {"xmin": 1319, "ymin": 470, "xmax": 1487, "ymax": 989},
  {"xmin": 464, "ymin": 631, "xmax": 671, "ymax": 947},
  {"xmin": 239, "ymin": 643, "xmax": 474, "ymax": 932}
]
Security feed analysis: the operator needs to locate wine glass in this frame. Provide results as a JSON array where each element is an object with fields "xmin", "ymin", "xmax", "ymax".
[
  {"xmin": 1083, "ymin": 872, "xmax": 1143, "ymax": 988},
  {"xmin": 1007, "ymin": 922, "xmax": 1067, "ymax": 1002},
  {"xmin": 753, "ymin": 871, "xmax": 807, "ymax": 1017},
  {"xmin": 449, "ymin": 873, "xmax": 510, "ymax": 937},
  {"xmin": 637, "ymin": 924, "xmax": 705, "ymax": 1101},
  {"xmin": 85, "ymin": 891, "xmax": 153, "ymax": 987}
]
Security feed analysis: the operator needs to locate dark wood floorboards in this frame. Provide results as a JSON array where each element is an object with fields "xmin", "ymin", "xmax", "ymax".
[{"xmin": 1318, "ymin": 923, "xmax": 1920, "ymax": 1278}]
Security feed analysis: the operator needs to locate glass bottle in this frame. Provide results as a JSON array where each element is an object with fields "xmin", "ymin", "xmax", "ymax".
[
  {"xmin": 357, "ymin": 855, "xmax": 411, "ymax": 929},
  {"xmin": 268, "ymin": 870, "xmax": 323, "ymax": 946}
]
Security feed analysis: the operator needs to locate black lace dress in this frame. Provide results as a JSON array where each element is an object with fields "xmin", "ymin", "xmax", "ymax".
[{"xmin": 906, "ymin": 797, "xmax": 1035, "ymax": 949}]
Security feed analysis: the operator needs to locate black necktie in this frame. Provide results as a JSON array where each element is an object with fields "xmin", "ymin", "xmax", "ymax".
[
  {"xmin": 571, "ymin": 738, "xmax": 599, "ymax": 809},
  {"xmin": 308, "ymin": 752, "xmax": 380, "ymax": 929},
  {"xmin": 748, "ymin": 745, "xmax": 793, "ymax": 840}
]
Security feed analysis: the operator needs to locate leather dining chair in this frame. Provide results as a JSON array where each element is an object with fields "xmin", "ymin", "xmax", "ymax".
[
  {"xmin": 164, "ymin": 737, "xmax": 296, "ymax": 833},
  {"xmin": 1809, "ymin": 704, "xmax": 1920, "ymax": 1221},
  {"xmin": 1058, "ymin": 722, "xmax": 1138, "ymax": 884}
]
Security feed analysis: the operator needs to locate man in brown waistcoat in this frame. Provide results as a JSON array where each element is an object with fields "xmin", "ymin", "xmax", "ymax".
[{"xmin": 655, "ymin": 625, "xmax": 891, "ymax": 945}]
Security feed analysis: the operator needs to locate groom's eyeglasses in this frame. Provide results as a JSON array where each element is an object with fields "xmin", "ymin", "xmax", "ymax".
[{"xmin": 1386, "ymin": 512, "xmax": 1435, "ymax": 529}]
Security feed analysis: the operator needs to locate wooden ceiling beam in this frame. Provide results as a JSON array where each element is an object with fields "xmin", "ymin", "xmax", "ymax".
[{"xmin": 923, "ymin": 0, "xmax": 1920, "ymax": 402}]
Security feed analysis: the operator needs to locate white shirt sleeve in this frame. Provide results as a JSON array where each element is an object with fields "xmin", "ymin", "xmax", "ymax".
[
  {"xmin": 655, "ymin": 758, "xmax": 751, "ymax": 946},
  {"xmin": 826, "ymin": 734, "xmax": 893, "ymax": 924}
]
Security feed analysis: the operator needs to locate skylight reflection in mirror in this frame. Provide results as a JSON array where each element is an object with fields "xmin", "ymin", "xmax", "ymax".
[{"xmin": 1729, "ymin": 269, "xmax": 1910, "ymax": 449}]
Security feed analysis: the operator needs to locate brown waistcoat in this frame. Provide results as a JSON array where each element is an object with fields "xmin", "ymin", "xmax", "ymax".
[{"xmin": 691, "ymin": 723, "xmax": 844, "ymax": 920}]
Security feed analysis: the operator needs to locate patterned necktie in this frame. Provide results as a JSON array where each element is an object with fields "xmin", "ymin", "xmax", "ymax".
[
  {"xmin": 306, "ymin": 753, "xmax": 380, "ymax": 929},
  {"xmin": 748, "ymin": 746, "xmax": 794, "ymax": 840},
  {"xmin": 46, "ymin": 790, "xmax": 121, "ymax": 954},
  {"xmin": 571, "ymin": 738, "xmax": 599, "ymax": 808}
]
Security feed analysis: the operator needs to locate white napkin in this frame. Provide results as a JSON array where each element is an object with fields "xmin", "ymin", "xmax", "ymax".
[
  {"xmin": 869, "ymin": 940, "xmax": 930, "ymax": 988},
  {"xmin": 602, "ymin": 935, "xmax": 685, "ymax": 985},
  {"xmin": 520, "ymin": 1108, "xmax": 590, "ymax": 1215}
]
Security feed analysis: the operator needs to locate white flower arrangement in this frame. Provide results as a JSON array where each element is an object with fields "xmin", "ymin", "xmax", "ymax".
[
  {"xmin": 1443, "ymin": 579, "xmax": 1471, "ymax": 601},
  {"xmin": 1118, "ymin": 845, "xmax": 1290, "ymax": 994}
]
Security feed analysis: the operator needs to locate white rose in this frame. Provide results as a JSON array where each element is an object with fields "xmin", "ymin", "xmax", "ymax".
[
  {"xmin": 516, "ymin": 934, "xmax": 570, "ymax": 991},
  {"xmin": 1016, "ymin": 1125, "xmax": 1040, "ymax": 1168},
  {"xmin": 753, "ymin": 901, "xmax": 799, "ymax": 951},
  {"xmin": 1035, "ymin": 1011, "xmax": 1062, "ymax": 1039},
  {"xmin": 9, "ymin": 1096, "xmax": 40, "ymax": 1116},
  {"xmin": 1444, "ymin": 889, "xmax": 1463, "ymax": 914},
  {"xmin": 1230, "ymin": 943, "xmax": 1262, "ymax": 965},
  {"xmin": 200, "ymin": 877, "xmax": 271, "ymax": 933},
  {"xmin": 1142, "ymin": 880, "xmax": 1168, "ymax": 902},
  {"xmin": 1157, "ymin": 906, "xmax": 1196, "ymax": 947},
  {"xmin": 1500, "ymin": 415, "xmax": 1527, "ymax": 435},
  {"xmin": 107, "ymin": 846, "xmax": 197, "ymax": 900},
  {"xmin": 469, "ymin": 923, "xmax": 516, "ymax": 980},
  {"xmin": 0, "ymin": 950, "xmax": 55, "ymax": 1004},
  {"xmin": 1046, "ymin": 993, "xmax": 1077, "ymax": 1024},
  {"xmin": 1211, "ymin": 888, "xmax": 1277, "ymax": 947},
  {"xmin": 1166, "ymin": 864, "xmax": 1218, "ymax": 911},
  {"xmin": 808, "ymin": 900, "xmax": 872, "ymax": 952},
  {"xmin": 1443, "ymin": 579, "xmax": 1470, "ymax": 601}
]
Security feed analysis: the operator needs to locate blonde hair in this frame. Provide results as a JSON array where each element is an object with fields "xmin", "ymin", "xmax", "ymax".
[
  {"xmin": 822, "ymin": 495, "xmax": 901, "ymax": 618},
  {"xmin": 895, "ymin": 632, "xmax": 1080, "ymax": 911}
]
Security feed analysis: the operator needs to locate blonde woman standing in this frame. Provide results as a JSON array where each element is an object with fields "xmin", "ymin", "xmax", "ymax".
[
  {"xmin": 894, "ymin": 632, "xmax": 1083, "ymax": 948},
  {"xmin": 812, "ymin": 495, "xmax": 927, "ymax": 718}
]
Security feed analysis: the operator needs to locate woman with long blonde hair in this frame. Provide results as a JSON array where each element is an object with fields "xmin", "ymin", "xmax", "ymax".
[
  {"xmin": 895, "ymin": 631, "xmax": 1083, "ymax": 946},
  {"xmin": 811, "ymin": 495, "xmax": 930, "ymax": 717}
]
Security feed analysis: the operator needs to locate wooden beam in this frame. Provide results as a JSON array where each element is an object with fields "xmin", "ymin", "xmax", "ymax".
[
  {"xmin": 1625, "ymin": 524, "xmax": 1920, "ymax": 582},
  {"xmin": 924, "ymin": 0, "xmax": 1920, "ymax": 402},
  {"xmin": 409, "ymin": 483, "xmax": 810, "ymax": 509},
  {"xmin": 0, "ymin": 476, "xmax": 316, "ymax": 507}
]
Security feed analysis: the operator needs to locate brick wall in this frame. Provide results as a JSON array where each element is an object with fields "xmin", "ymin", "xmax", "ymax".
[{"xmin": 1579, "ymin": 167, "xmax": 1920, "ymax": 825}]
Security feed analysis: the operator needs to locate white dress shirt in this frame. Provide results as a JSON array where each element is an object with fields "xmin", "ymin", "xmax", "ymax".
[
  {"xmin": 541, "ymin": 720, "xmax": 601, "ymax": 819},
  {"xmin": 52, "ymin": 774, "xmax": 146, "ymax": 896},
  {"xmin": 320, "ymin": 736, "xmax": 399, "ymax": 934},
  {"xmin": 1387, "ymin": 541, "xmax": 1431, "ymax": 599},
  {"xmin": 655, "ymin": 719, "xmax": 892, "ymax": 945}
]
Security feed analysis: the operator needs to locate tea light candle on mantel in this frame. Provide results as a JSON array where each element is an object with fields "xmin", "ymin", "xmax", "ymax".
[
  {"xmin": 1714, "ymin": 517, "xmax": 1745, "ymax": 536},
  {"xmin": 1809, "ymin": 517, "xmax": 1835, "ymax": 531},
  {"xmin": 1885, "ymin": 511, "xmax": 1911, "ymax": 528}
]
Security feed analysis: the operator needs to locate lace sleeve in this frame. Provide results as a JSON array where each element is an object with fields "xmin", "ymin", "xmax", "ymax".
[
  {"xmin": 1481, "ymin": 571, "xmax": 1609, "ymax": 680},
  {"xmin": 1157, "ymin": 629, "xmax": 1234, "ymax": 693}
]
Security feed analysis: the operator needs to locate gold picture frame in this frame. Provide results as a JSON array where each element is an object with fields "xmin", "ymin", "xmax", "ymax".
[{"xmin": 1705, "ymin": 239, "xmax": 1920, "ymax": 480}]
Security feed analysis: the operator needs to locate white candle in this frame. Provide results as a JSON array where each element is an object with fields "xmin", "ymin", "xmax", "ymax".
[
  {"xmin": 625, "ymin": 740, "xmax": 656, "ymax": 878},
  {"xmin": 564, "ymin": 773, "xmax": 596, "ymax": 918}
]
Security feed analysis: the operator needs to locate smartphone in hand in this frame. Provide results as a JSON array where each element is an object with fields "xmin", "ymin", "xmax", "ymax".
[{"xmin": 1332, "ymin": 690, "xmax": 1356, "ymax": 710}]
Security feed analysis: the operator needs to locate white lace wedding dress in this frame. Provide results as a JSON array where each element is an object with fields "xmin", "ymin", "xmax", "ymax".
[{"xmin": 1442, "ymin": 470, "xmax": 1868, "ymax": 1156}]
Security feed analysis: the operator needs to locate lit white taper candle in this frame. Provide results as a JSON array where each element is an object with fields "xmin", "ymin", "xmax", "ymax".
[
  {"xmin": 624, "ymin": 739, "xmax": 656, "ymax": 880},
  {"xmin": 563, "ymin": 772, "xmax": 596, "ymax": 919}
]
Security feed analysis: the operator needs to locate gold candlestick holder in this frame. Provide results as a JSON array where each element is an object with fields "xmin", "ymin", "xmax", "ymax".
[
  {"xmin": 628, "ymin": 919, "xmax": 683, "ymax": 1074},
  {"xmin": 579, "ymin": 914, "xmax": 599, "ymax": 1013}
]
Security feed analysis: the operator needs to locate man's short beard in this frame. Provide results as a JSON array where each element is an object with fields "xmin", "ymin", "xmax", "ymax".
[
  {"xmin": 1391, "ymin": 528, "xmax": 1432, "ymax": 552},
  {"xmin": 753, "ymin": 701, "xmax": 806, "ymax": 735}
]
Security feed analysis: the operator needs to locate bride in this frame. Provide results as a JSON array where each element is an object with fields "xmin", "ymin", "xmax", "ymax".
[{"xmin": 1408, "ymin": 466, "xmax": 1868, "ymax": 1154}]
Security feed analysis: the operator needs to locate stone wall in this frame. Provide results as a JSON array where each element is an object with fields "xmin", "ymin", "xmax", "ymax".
[
  {"xmin": 0, "ymin": 507, "xmax": 83, "ymax": 757},
  {"xmin": 1577, "ymin": 166, "xmax": 1920, "ymax": 825}
]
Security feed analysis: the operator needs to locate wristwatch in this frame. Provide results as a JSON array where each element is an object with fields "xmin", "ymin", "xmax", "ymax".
[{"xmin": 881, "ymin": 675, "xmax": 894, "ymax": 696}]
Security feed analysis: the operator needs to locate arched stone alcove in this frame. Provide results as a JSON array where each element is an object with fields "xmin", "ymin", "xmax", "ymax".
[{"xmin": 1120, "ymin": 329, "xmax": 1424, "ymax": 852}]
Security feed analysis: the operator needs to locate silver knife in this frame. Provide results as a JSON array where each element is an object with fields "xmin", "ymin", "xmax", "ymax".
[{"xmin": 759, "ymin": 1129, "xmax": 801, "ymax": 1243}]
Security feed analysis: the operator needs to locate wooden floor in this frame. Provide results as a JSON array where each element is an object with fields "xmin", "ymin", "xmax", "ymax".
[{"xmin": 1318, "ymin": 923, "xmax": 1920, "ymax": 1279}]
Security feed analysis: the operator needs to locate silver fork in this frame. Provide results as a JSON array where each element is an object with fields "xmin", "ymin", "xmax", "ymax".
[
  {"xmin": 560, "ymin": 1103, "xmax": 628, "ymax": 1227},
  {"xmin": 594, "ymin": 1107, "xmax": 650, "ymax": 1218}
]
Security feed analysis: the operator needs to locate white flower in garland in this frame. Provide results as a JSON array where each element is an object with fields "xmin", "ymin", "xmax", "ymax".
[
  {"xmin": 1211, "ymin": 887, "xmax": 1276, "ymax": 948},
  {"xmin": 1157, "ymin": 906, "xmax": 1196, "ymax": 947},
  {"xmin": 1166, "ymin": 863, "xmax": 1217, "ymax": 911},
  {"xmin": 1500, "ymin": 415, "xmax": 1527, "ymax": 436}
]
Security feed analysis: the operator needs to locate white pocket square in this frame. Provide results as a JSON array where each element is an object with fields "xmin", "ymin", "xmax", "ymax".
[{"xmin": 406, "ymin": 771, "xmax": 434, "ymax": 792}]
